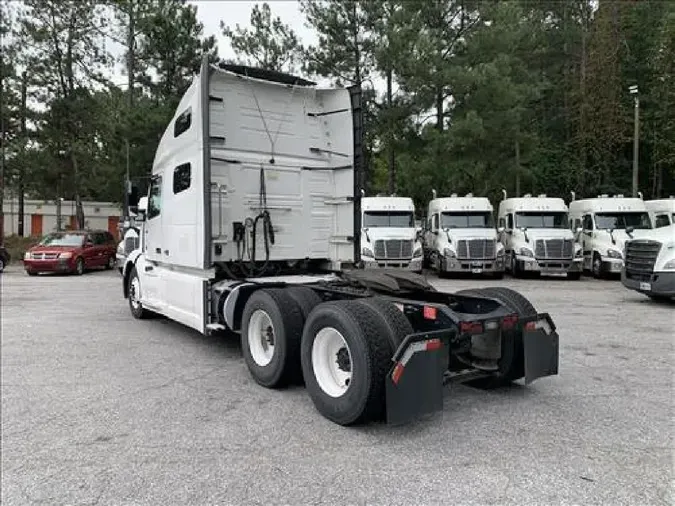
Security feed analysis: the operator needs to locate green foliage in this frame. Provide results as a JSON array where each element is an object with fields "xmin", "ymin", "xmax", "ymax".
[{"xmin": 221, "ymin": 3, "xmax": 304, "ymax": 73}]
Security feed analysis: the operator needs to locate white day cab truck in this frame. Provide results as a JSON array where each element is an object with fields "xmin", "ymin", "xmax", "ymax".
[
  {"xmin": 122, "ymin": 58, "xmax": 560, "ymax": 426},
  {"xmin": 568, "ymin": 194, "xmax": 653, "ymax": 278},
  {"xmin": 116, "ymin": 212, "xmax": 140, "ymax": 274},
  {"xmin": 359, "ymin": 195, "xmax": 423, "ymax": 273},
  {"xmin": 621, "ymin": 223, "xmax": 675, "ymax": 301},
  {"xmin": 497, "ymin": 192, "xmax": 582, "ymax": 279},
  {"xmin": 423, "ymin": 192, "xmax": 505, "ymax": 278},
  {"xmin": 645, "ymin": 197, "xmax": 675, "ymax": 228}
]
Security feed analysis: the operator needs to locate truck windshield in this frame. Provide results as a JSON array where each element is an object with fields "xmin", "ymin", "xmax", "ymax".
[
  {"xmin": 441, "ymin": 212, "xmax": 494, "ymax": 228},
  {"xmin": 515, "ymin": 212, "xmax": 568, "ymax": 229},
  {"xmin": 363, "ymin": 211, "xmax": 414, "ymax": 228},
  {"xmin": 38, "ymin": 233, "xmax": 85, "ymax": 246},
  {"xmin": 595, "ymin": 212, "xmax": 652, "ymax": 230}
]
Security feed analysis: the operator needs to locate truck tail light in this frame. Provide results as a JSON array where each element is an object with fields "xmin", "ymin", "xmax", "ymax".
[
  {"xmin": 460, "ymin": 321, "xmax": 483, "ymax": 334},
  {"xmin": 501, "ymin": 313, "xmax": 518, "ymax": 330}
]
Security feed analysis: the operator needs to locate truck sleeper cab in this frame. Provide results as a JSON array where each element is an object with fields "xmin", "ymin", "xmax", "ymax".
[
  {"xmin": 568, "ymin": 195, "xmax": 653, "ymax": 278},
  {"xmin": 622, "ymin": 223, "xmax": 675, "ymax": 301},
  {"xmin": 645, "ymin": 198, "xmax": 675, "ymax": 229},
  {"xmin": 423, "ymin": 192, "xmax": 505, "ymax": 278},
  {"xmin": 360, "ymin": 196, "xmax": 423, "ymax": 273},
  {"xmin": 497, "ymin": 193, "xmax": 581, "ymax": 279},
  {"xmin": 122, "ymin": 58, "xmax": 560, "ymax": 426}
]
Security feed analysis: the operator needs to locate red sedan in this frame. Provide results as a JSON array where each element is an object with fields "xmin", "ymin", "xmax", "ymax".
[{"xmin": 23, "ymin": 230, "xmax": 118, "ymax": 276}]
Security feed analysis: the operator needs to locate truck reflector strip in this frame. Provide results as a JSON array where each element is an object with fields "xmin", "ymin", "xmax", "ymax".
[{"xmin": 391, "ymin": 338, "xmax": 443, "ymax": 385}]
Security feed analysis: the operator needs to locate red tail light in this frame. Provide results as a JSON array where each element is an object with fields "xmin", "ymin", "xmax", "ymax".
[
  {"xmin": 423, "ymin": 305, "xmax": 437, "ymax": 320},
  {"xmin": 460, "ymin": 321, "xmax": 483, "ymax": 334},
  {"xmin": 501, "ymin": 313, "xmax": 519, "ymax": 331}
]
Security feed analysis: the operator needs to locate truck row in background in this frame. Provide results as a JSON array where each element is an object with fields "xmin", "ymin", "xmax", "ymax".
[{"xmin": 355, "ymin": 190, "xmax": 673, "ymax": 289}]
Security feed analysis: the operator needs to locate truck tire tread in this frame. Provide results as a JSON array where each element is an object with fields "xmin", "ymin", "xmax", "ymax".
[
  {"xmin": 300, "ymin": 299, "xmax": 397, "ymax": 426},
  {"xmin": 241, "ymin": 288, "xmax": 304, "ymax": 388},
  {"xmin": 285, "ymin": 286, "xmax": 322, "ymax": 320},
  {"xmin": 354, "ymin": 297, "xmax": 413, "ymax": 351}
]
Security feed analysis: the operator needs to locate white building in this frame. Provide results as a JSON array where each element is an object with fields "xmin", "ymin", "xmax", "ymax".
[{"xmin": 2, "ymin": 196, "xmax": 122, "ymax": 239}]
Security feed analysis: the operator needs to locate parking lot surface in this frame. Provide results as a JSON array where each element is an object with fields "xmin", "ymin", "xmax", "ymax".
[{"xmin": 1, "ymin": 266, "xmax": 673, "ymax": 505}]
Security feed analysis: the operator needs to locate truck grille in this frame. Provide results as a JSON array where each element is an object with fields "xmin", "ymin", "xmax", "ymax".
[
  {"xmin": 456, "ymin": 239, "xmax": 496, "ymax": 260},
  {"xmin": 535, "ymin": 239, "xmax": 574, "ymax": 259},
  {"xmin": 124, "ymin": 237, "xmax": 139, "ymax": 254},
  {"xmin": 625, "ymin": 240, "xmax": 661, "ymax": 280},
  {"xmin": 31, "ymin": 252, "xmax": 59, "ymax": 260},
  {"xmin": 373, "ymin": 239, "xmax": 413, "ymax": 259}
]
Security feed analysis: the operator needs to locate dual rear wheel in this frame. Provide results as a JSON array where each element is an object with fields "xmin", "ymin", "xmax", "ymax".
[{"xmin": 240, "ymin": 288, "xmax": 412, "ymax": 425}]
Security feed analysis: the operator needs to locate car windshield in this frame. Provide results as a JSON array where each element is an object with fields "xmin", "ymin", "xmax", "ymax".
[
  {"xmin": 515, "ymin": 212, "xmax": 568, "ymax": 229},
  {"xmin": 363, "ymin": 211, "xmax": 414, "ymax": 228},
  {"xmin": 595, "ymin": 212, "xmax": 652, "ymax": 230},
  {"xmin": 38, "ymin": 233, "xmax": 85, "ymax": 246},
  {"xmin": 441, "ymin": 212, "xmax": 494, "ymax": 229}
]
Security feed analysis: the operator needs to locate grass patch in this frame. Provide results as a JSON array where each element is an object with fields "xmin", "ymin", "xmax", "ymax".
[{"xmin": 3, "ymin": 235, "xmax": 38, "ymax": 264}]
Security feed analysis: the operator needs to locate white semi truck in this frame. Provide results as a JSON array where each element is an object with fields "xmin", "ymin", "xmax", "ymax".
[
  {"xmin": 423, "ymin": 192, "xmax": 505, "ymax": 278},
  {"xmin": 621, "ymin": 223, "xmax": 675, "ymax": 301},
  {"xmin": 497, "ymin": 192, "xmax": 582, "ymax": 279},
  {"xmin": 568, "ymin": 194, "xmax": 653, "ymax": 278},
  {"xmin": 360, "ymin": 195, "xmax": 423, "ymax": 273},
  {"xmin": 121, "ymin": 59, "xmax": 560, "ymax": 426},
  {"xmin": 645, "ymin": 197, "xmax": 675, "ymax": 228}
]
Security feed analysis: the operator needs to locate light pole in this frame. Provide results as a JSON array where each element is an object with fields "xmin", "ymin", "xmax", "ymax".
[{"xmin": 629, "ymin": 84, "xmax": 639, "ymax": 197}]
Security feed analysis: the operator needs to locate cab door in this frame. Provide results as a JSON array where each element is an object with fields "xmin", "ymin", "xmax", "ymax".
[{"xmin": 139, "ymin": 174, "xmax": 164, "ymax": 310}]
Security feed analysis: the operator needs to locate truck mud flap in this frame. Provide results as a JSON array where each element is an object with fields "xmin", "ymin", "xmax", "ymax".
[
  {"xmin": 521, "ymin": 313, "xmax": 559, "ymax": 384},
  {"xmin": 384, "ymin": 329, "xmax": 451, "ymax": 425}
]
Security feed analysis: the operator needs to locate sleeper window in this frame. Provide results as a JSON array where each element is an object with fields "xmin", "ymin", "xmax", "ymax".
[
  {"xmin": 173, "ymin": 163, "xmax": 191, "ymax": 194},
  {"xmin": 174, "ymin": 108, "xmax": 192, "ymax": 138}
]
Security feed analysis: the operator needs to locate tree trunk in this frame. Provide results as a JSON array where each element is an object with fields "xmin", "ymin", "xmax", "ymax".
[
  {"xmin": 436, "ymin": 88, "xmax": 444, "ymax": 131},
  {"xmin": 515, "ymin": 139, "xmax": 521, "ymax": 197},
  {"xmin": 18, "ymin": 71, "xmax": 27, "ymax": 237},
  {"xmin": 386, "ymin": 67, "xmax": 395, "ymax": 195},
  {"xmin": 124, "ymin": 1, "xmax": 136, "ymax": 219}
]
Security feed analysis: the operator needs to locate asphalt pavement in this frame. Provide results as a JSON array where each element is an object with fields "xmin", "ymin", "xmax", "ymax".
[{"xmin": 1, "ymin": 265, "xmax": 673, "ymax": 505}]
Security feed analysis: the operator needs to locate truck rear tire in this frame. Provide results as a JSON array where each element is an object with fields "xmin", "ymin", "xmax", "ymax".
[
  {"xmin": 462, "ymin": 286, "xmax": 537, "ymax": 388},
  {"xmin": 355, "ymin": 297, "xmax": 413, "ymax": 350},
  {"xmin": 285, "ymin": 286, "xmax": 322, "ymax": 320},
  {"xmin": 300, "ymin": 299, "xmax": 398, "ymax": 426},
  {"xmin": 241, "ymin": 288, "xmax": 304, "ymax": 388}
]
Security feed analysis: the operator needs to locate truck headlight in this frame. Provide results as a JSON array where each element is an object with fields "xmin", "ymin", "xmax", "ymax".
[
  {"xmin": 519, "ymin": 247, "xmax": 534, "ymax": 258},
  {"xmin": 58, "ymin": 252, "xmax": 73, "ymax": 259},
  {"xmin": 361, "ymin": 247, "xmax": 374, "ymax": 258},
  {"xmin": 663, "ymin": 259, "xmax": 675, "ymax": 270},
  {"xmin": 606, "ymin": 249, "xmax": 622, "ymax": 259},
  {"xmin": 413, "ymin": 246, "xmax": 423, "ymax": 258},
  {"xmin": 444, "ymin": 248, "xmax": 456, "ymax": 258}
]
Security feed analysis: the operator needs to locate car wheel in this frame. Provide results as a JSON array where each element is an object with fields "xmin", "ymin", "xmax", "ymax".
[
  {"xmin": 26, "ymin": 270, "xmax": 37, "ymax": 276},
  {"xmin": 0, "ymin": 257, "xmax": 4, "ymax": 272},
  {"xmin": 74, "ymin": 257, "xmax": 85, "ymax": 275}
]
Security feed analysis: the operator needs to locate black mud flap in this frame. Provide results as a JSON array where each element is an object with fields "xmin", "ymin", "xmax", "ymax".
[
  {"xmin": 522, "ymin": 313, "xmax": 559, "ymax": 384},
  {"xmin": 384, "ymin": 329, "xmax": 451, "ymax": 425}
]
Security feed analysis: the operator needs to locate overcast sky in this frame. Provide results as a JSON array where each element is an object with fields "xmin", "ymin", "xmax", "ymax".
[{"xmin": 188, "ymin": 0, "xmax": 319, "ymax": 60}]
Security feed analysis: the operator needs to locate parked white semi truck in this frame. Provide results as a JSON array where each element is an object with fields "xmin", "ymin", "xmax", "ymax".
[
  {"xmin": 645, "ymin": 197, "xmax": 675, "ymax": 228},
  {"xmin": 497, "ymin": 192, "xmax": 582, "ymax": 279},
  {"xmin": 423, "ymin": 192, "xmax": 505, "ymax": 278},
  {"xmin": 121, "ymin": 58, "xmax": 560, "ymax": 426},
  {"xmin": 568, "ymin": 194, "xmax": 653, "ymax": 278},
  {"xmin": 621, "ymin": 223, "xmax": 675, "ymax": 301},
  {"xmin": 360, "ymin": 195, "xmax": 423, "ymax": 272}
]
